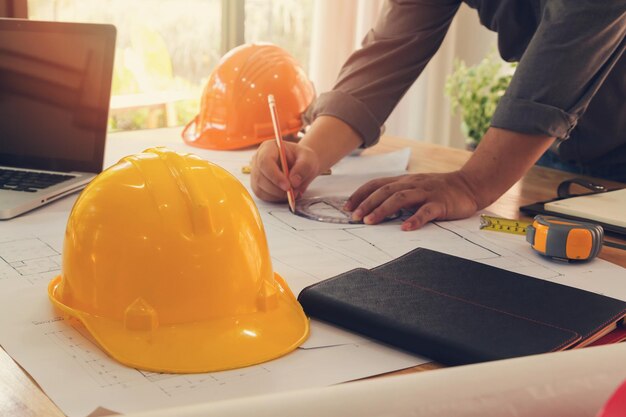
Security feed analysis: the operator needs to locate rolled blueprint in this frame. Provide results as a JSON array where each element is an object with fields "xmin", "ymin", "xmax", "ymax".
[{"xmin": 125, "ymin": 343, "xmax": 626, "ymax": 417}]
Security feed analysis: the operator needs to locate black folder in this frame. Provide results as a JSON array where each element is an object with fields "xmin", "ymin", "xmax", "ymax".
[{"xmin": 298, "ymin": 248, "xmax": 626, "ymax": 365}]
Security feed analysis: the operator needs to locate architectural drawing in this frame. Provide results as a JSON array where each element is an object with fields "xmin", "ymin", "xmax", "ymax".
[
  {"xmin": 47, "ymin": 327, "xmax": 140, "ymax": 389},
  {"xmin": 0, "ymin": 144, "xmax": 623, "ymax": 416},
  {"xmin": 0, "ymin": 236, "xmax": 62, "ymax": 285},
  {"xmin": 46, "ymin": 323, "xmax": 273, "ymax": 397}
]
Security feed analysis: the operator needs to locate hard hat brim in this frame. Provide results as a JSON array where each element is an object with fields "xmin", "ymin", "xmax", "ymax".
[
  {"xmin": 182, "ymin": 117, "xmax": 303, "ymax": 151},
  {"xmin": 48, "ymin": 274, "xmax": 309, "ymax": 373}
]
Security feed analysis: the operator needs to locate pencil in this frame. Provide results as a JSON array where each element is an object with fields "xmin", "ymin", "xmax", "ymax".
[
  {"xmin": 267, "ymin": 94, "xmax": 296, "ymax": 213},
  {"xmin": 241, "ymin": 165, "xmax": 331, "ymax": 175}
]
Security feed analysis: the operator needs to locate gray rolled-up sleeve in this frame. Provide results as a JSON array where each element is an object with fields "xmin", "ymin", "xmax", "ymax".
[
  {"xmin": 491, "ymin": 0, "xmax": 626, "ymax": 139},
  {"xmin": 306, "ymin": 0, "xmax": 461, "ymax": 147},
  {"xmin": 305, "ymin": 90, "xmax": 381, "ymax": 147}
]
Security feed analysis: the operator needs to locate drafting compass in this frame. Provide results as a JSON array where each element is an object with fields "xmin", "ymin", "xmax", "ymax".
[{"xmin": 294, "ymin": 196, "xmax": 401, "ymax": 224}]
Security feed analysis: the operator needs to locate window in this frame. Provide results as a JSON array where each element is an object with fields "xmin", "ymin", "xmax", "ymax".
[
  {"xmin": 245, "ymin": 0, "xmax": 313, "ymax": 70},
  {"xmin": 26, "ymin": 0, "xmax": 314, "ymax": 131}
]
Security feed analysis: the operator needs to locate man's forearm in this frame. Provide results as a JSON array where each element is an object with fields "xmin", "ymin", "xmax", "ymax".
[
  {"xmin": 459, "ymin": 127, "xmax": 556, "ymax": 209},
  {"xmin": 299, "ymin": 116, "xmax": 363, "ymax": 174}
]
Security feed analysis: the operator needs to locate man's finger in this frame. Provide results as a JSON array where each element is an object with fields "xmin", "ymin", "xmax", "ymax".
[
  {"xmin": 362, "ymin": 189, "xmax": 427, "ymax": 225},
  {"xmin": 289, "ymin": 158, "xmax": 314, "ymax": 189},
  {"xmin": 401, "ymin": 202, "xmax": 445, "ymax": 231},
  {"xmin": 255, "ymin": 175, "xmax": 288, "ymax": 202},
  {"xmin": 257, "ymin": 151, "xmax": 290, "ymax": 191},
  {"xmin": 354, "ymin": 182, "xmax": 414, "ymax": 222},
  {"xmin": 345, "ymin": 176, "xmax": 399, "ymax": 213}
]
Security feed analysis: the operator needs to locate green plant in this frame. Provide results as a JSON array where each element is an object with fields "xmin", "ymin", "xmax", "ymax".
[{"xmin": 445, "ymin": 52, "xmax": 516, "ymax": 148}]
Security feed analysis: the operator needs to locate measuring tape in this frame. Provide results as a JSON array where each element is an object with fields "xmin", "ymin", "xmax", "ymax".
[
  {"xmin": 479, "ymin": 214, "xmax": 626, "ymax": 261},
  {"xmin": 479, "ymin": 215, "xmax": 529, "ymax": 236}
]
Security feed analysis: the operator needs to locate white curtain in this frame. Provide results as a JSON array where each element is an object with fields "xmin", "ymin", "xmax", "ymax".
[{"xmin": 308, "ymin": 1, "xmax": 496, "ymax": 149}]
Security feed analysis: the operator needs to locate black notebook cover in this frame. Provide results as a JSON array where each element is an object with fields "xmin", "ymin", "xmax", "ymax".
[{"xmin": 298, "ymin": 248, "xmax": 626, "ymax": 366}]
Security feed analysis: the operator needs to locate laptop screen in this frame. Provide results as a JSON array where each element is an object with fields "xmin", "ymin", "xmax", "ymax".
[{"xmin": 0, "ymin": 19, "xmax": 115, "ymax": 173}]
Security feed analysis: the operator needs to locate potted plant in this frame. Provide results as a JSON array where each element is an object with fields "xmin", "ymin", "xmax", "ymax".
[{"xmin": 445, "ymin": 52, "xmax": 516, "ymax": 150}]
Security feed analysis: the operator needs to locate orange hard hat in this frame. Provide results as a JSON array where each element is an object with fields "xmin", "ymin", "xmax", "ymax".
[
  {"xmin": 182, "ymin": 43, "xmax": 315, "ymax": 150},
  {"xmin": 48, "ymin": 147, "xmax": 309, "ymax": 373}
]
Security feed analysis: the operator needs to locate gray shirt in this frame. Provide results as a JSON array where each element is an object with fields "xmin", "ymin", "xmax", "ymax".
[{"xmin": 307, "ymin": 0, "xmax": 626, "ymax": 167}]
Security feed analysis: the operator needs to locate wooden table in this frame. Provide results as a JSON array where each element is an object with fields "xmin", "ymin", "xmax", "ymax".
[
  {"xmin": 369, "ymin": 136, "xmax": 626, "ymax": 268},
  {"xmin": 1, "ymin": 134, "xmax": 625, "ymax": 416}
]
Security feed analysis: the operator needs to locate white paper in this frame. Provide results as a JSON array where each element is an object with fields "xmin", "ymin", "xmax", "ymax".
[
  {"xmin": 123, "ymin": 343, "xmax": 626, "ymax": 417},
  {"xmin": 545, "ymin": 188, "xmax": 626, "ymax": 228},
  {"xmin": 0, "ymin": 133, "xmax": 423, "ymax": 417},
  {"xmin": 0, "ymin": 218, "xmax": 421, "ymax": 417},
  {"xmin": 331, "ymin": 147, "xmax": 411, "ymax": 175},
  {"xmin": 0, "ymin": 129, "xmax": 624, "ymax": 417}
]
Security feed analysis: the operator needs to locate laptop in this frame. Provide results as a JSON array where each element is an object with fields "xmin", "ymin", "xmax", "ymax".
[{"xmin": 0, "ymin": 18, "xmax": 116, "ymax": 220}]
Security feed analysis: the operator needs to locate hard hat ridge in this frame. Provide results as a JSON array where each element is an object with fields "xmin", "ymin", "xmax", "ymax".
[{"xmin": 128, "ymin": 148, "xmax": 219, "ymax": 235}]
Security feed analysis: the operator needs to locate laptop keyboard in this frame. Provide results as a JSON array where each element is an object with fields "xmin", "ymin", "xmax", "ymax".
[{"xmin": 0, "ymin": 168, "xmax": 75, "ymax": 192}]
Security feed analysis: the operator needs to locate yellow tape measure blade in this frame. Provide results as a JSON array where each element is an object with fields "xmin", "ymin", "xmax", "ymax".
[{"xmin": 479, "ymin": 215, "xmax": 531, "ymax": 236}]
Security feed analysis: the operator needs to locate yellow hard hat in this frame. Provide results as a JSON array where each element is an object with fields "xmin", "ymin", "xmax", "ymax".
[{"xmin": 48, "ymin": 147, "xmax": 309, "ymax": 373}]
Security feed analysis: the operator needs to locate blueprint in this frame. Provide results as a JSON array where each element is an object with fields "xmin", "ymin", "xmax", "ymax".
[
  {"xmin": 122, "ymin": 343, "xmax": 626, "ymax": 417},
  {"xmin": 0, "ymin": 134, "xmax": 624, "ymax": 417},
  {"xmin": 0, "ymin": 215, "xmax": 421, "ymax": 417}
]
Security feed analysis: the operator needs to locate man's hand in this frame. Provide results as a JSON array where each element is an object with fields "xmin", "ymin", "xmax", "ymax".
[
  {"xmin": 345, "ymin": 127, "xmax": 556, "ymax": 230},
  {"xmin": 251, "ymin": 141, "xmax": 320, "ymax": 202},
  {"xmin": 345, "ymin": 171, "xmax": 479, "ymax": 231},
  {"xmin": 251, "ymin": 115, "xmax": 363, "ymax": 202}
]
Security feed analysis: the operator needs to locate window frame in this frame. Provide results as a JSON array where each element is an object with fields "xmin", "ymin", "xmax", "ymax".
[
  {"xmin": 4, "ymin": 1, "xmax": 312, "ymax": 132},
  {"xmin": 2, "ymin": 0, "xmax": 245, "ymax": 53},
  {"xmin": 221, "ymin": 0, "xmax": 245, "ymax": 54},
  {"xmin": 0, "ymin": 0, "xmax": 27, "ymax": 17}
]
